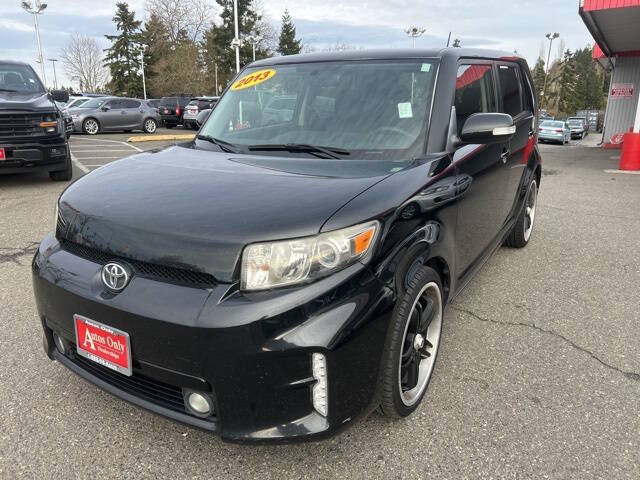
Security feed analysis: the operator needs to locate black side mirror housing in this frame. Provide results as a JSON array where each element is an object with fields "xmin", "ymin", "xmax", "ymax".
[
  {"xmin": 196, "ymin": 109, "xmax": 211, "ymax": 128},
  {"xmin": 50, "ymin": 89, "xmax": 69, "ymax": 103},
  {"xmin": 101, "ymin": 105, "xmax": 111, "ymax": 112},
  {"xmin": 460, "ymin": 113, "xmax": 515, "ymax": 144}
]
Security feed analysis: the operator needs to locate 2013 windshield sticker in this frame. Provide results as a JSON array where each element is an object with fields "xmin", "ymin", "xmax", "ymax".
[{"xmin": 231, "ymin": 69, "xmax": 276, "ymax": 90}]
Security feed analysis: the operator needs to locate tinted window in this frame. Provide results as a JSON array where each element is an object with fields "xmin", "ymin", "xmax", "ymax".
[
  {"xmin": 160, "ymin": 97, "xmax": 177, "ymax": 106},
  {"xmin": 106, "ymin": 99, "xmax": 123, "ymax": 108},
  {"xmin": 455, "ymin": 64, "xmax": 496, "ymax": 135},
  {"xmin": 188, "ymin": 100, "xmax": 198, "ymax": 106},
  {"xmin": 0, "ymin": 64, "xmax": 44, "ymax": 93},
  {"xmin": 498, "ymin": 65, "xmax": 523, "ymax": 117},
  {"xmin": 122, "ymin": 99, "xmax": 140, "ymax": 108}
]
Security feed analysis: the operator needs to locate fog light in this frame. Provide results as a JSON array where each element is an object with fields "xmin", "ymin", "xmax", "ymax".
[
  {"xmin": 52, "ymin": 332, "xmax": 66, "ymax": 355},
  {"xmin": 50, "ymin": 147, "xmax": 65, "ymax": 156},
  {"xmin": 184, "ymin": 390, "xmax": 213, "ymax": 417},
  {"xmin": 312, "ymin": 353, "xmax": 328, "ymax": 417}
]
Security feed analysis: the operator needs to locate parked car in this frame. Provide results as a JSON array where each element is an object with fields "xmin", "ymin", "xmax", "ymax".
[
  {"xmin": 567, "ymin": 116, "xmax": 588, "ymax": 139},
  {"xmin": 55, "ymin": 101, "xmax": 73, "ymax": 139},
  {"xmin": 68, "ymin": 96, "xmax": 159, "ymax": 135},
  {"xmin": 0, "ymin": 60, "xmax": 71, "ymax": 181},
  {"xmin": 145, "ymin": 98, "xmax": 160, "ymax": 110},
  {"xmin": 538, "ymin": 120, "xmax": 570, "ymax": 144},
  {"xmin": 158, "ymin": 95, "xmax": 192, "ymax": 128},
  {"xmin": 183, "ymin": 96, "xmax": 219, "ymax": 130},
  {"xmin": 65, "ymin": 97, "xmax": 91, "ymax": 109},
  {"xmin": 34, "ymin": 48, "xmax": 541, "ymax": 442}
]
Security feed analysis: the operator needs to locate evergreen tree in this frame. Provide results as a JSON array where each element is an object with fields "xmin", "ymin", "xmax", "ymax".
[
  {"xmin": 104, "ymin": 2, "xmax": 143, "ymax": 97},
  {"xmin": 531, "ymin": 58, "xmax": 546, "ymax": 106},
  {"xmin": 201, "ymin": 0, "xmax": 269, "ymax": 85},
  {"xmin": 573, "ymin": 47, "xmax": 604, "ymax": 110},
  {"xmin": 277, "ymin": 9, "xmax": 302, "ymax": 56},
  {"xmin": 558, "ymin": 49, "xmax": 577, "ymax": 115},
  {"xmin": 141, "ymin": 13, "xmax": 170, "ymax": 97}
]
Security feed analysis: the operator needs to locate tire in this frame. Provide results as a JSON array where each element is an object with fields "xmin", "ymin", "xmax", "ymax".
[
  {"xmin": 379, "ymin": 266, "xmax": 444, "ymax": 418},
  {"xmin": 49, "ymin": 153, "xmax": 72, "ymax": 181},
  {"xmin": 143, "ymin": 118, "xmax": 157, "ymax": 134},
  {"xmin": 82, "ymin": 118, "xmax": 99, "ymax": 135},
  {"xmin": 505, "ymin": 179, "xmax": 537, "ymax": 248}
]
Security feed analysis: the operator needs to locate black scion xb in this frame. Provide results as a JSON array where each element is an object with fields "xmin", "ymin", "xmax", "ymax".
[{"xmin": 33, "ymin": 48, "xmax": 541, "ymax": 443}]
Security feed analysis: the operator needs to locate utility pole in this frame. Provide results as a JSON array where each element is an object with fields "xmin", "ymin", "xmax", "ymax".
[
  {"xmin": 541, "ymin": 32, "xmax": 559, "ymax": 110},
  {"xmin": 22, "ymin": 1, "xmax": 48, "ymax": 87},
  {"xmin": 139, "ymin": 48, "xmax": 147, "ymax": 100},
  {"xmin": 245, "ymin": 35, "xmax": 260, "ymax": 62},
  {"xmin": 48, "ymin": 58, "xmax": 58, "ymax": 89},
  {"xmin": 233, "ymin": 0, "xmax": 240, "ymax": 73},
  {"xmin": 214, "ymin": 62, "xmax": 218, "ymax": 94},
  {"xmin": 405, "ymin": 26, "xmax": 426, "ymax": 48}
]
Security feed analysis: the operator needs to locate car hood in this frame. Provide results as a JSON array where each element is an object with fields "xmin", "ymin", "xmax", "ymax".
[
  {"xmin": 0, "ymin": 91, "xmax": 55, "ymax": 112},
  {"xmin": 58, "ymin": 145, "xmax": 389, "ymax": 283}
]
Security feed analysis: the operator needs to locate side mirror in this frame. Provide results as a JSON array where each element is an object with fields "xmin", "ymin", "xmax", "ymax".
[
  {"xmin": 460, "ymin": 113, "xmax": 515, "ymax": 145},
  {"xmin": 50, "ymin": 89, "xmax": 69, "ymax": 103},
  {"xmin": 101, "ymin": 105, "xmax": 111, "ymax": 112},
  {"xmin": 196, "ymin": 109, "xmax": 211, "ymax": 128}
]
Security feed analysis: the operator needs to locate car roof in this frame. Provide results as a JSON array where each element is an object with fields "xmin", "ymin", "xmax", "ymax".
[
  {"xmin": 0, "ymin": 60, "xmax": 32, "ymax": 67},
  {"xmin": 249, "ymin": 47, "xmax": 525, "ymax": 67}
]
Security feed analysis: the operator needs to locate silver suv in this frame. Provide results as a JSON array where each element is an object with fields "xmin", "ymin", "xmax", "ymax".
[{"xmin": 69, "ymin": 97, "xmax": 160, "ymax": 135}]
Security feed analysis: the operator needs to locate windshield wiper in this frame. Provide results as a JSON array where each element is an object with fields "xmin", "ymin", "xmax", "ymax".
[
  {"xmin": 0, "ymin": 88, "xmax": 18, "ymax": 92},
  {"xmin": 247, "ymin": 143, "xmax": 350, "ymax": 159},
  {"xmin": 196, "ymin": 135, "xmax": 240, "ymax": 153}
]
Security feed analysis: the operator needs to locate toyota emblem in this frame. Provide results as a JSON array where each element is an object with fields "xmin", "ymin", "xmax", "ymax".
[{"xmin": 101, "ymin": 262, "xmax": 130, "ymax": 292}]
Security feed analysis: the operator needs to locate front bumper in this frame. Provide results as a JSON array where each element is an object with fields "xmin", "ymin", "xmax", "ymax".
[
  {"xmin": 0, "ymin": 138, "xmax": 68, "ymax": 174},
  {"xmin": 32, "ymin": 234, "xmax": 393, "ymax": 443}
]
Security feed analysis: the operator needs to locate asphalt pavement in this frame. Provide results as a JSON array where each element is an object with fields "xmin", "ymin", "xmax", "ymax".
[{"xmin": 0, "ymin": 135, "xmax": 639, "ymax": 479}]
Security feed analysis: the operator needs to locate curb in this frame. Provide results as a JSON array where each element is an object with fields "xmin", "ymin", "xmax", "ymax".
[{"xmin": 128, "ymin": 134, "xmax": 196, "ymax": 143}]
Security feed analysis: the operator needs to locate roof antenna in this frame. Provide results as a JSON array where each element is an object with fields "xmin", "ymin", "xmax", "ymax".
[{"xmin": 446, "ymin": 32, "xmax": 451, "ymax": 47}]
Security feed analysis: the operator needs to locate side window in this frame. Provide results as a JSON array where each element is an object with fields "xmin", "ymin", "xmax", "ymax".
[
  {"xmin": 122, "ymin": 100, "xmax": 140, "ymax": 109},
  {"xmin": 106, "ymin": 99, "xmax": 122, "ymax": 109},
  {"xmin": 498, "ymin": 65, "xmax": 523, "ymax": 118},
  {"xmin": 454, "ymin": 63, "xmax": 496, "ymax": 135}
]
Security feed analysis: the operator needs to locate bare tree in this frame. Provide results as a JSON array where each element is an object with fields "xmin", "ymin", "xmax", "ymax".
[
  {"xmin": 60, "ymin": 33, "xmax": 109, "ymax": 91},
  {"xmin": 145, "ymin": 0, "xmax": 214, "ymax": 44}
]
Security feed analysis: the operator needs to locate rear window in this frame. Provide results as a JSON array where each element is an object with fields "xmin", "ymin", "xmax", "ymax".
[
  {"xmin": 188, "ymin": 100, "xmax": 199, "ymax": 106},
  {"xmin": 541, "ymin": 121, "xmax": 564, "ymax": 128},
  {"xmin": 160, "ymin": 97, "xmax": 177, "ymax": 106}
]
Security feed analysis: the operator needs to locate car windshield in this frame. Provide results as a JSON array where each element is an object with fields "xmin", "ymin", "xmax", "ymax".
[
  {"xmin": 568, "ymin": 120, "xmax": 582, "ymax": 126},
  {"xmin": 0, "ymin": 64, "xmax": 45, "ymax": 94},
  {"xmin": 199, "ymin": 60, "xmax": 439, "ymax": 160},
  {"xmin": 541, "ymin": 121, "xmax": 564, "ymax": 128},
  {"xmin": 81, "ymin": 98, "xmax": 108, "ymax": 109}
]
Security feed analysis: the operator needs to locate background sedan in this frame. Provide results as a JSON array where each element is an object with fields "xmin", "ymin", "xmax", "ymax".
[
  {"xmin": 69, "ymin": 97, "xmax": 160, "ymax": 135},
  {"xmin": 538, "ymin": 120, "xmax": 570, "ymax": 144}
]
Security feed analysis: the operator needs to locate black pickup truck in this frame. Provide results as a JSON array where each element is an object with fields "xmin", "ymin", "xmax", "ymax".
[{"xmin": 0, "ymin": 60, "xmax": 71, "ymax": 181}]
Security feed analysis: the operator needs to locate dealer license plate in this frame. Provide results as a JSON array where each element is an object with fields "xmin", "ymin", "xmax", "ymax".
[{"xmin": 74, "ymin": 314, "xmax": 132, "ymax": 376}]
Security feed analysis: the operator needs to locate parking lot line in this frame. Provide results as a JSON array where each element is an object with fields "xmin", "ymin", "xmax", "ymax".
[
  {"xmin": 73, "ymin": 156, "xmax": 125, "ymax": 160},
  {"xmin": 71, "ymin": 148, "xmax": 133, "ymax": 152},
  {"xmin": 72, "ymin": 137, "xmax": 144, "ymax": 152},
  {"xmin": 70, "ymin": 152, "xmax": 89, "ymax": 173}
]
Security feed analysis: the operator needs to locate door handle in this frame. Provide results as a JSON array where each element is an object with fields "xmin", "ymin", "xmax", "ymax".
[{"xmin": 500, "ymin": 148, "xmax": 510, "ymax": 164}]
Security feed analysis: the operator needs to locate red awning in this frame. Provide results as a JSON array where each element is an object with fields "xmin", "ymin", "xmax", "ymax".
[{"xmin": 580, "ymin": 1, "xmax": 640, "ymax": 56}]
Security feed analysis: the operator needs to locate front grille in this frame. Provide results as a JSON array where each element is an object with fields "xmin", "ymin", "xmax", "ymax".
[
  {"xmin": 0, "ymin": 112, "xmax": 48, "ymax": 137},
  {"xmin": 72, "ymin": 352, "xmax": 190, "ymax": 414},
  {"xmin": 59, "ymin": 239, "xmax": 216, "ymax": 288}
]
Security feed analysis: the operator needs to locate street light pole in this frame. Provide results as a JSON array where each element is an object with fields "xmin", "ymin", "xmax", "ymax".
[
  {"xmin": 404, "ymin": 26, "xmax": 426, "ymax": 48},
  {"xmin": 22, "ymin": 1, "xmax": 48, "ymax": 87},
  {"xmin": 48, "ymin": 58, "xmax": 58, "ymax": 89},
  {"xmin": 541, "ymin": 32, "xmax": 559, "ymax": 110},
  {"xmin": 139, "ymin": 48, "xmax": 147, "ymax": 100},
  {"xmin": 214, "ymin": 62, "xmax": 218, "ymax": 95},
  {"xmin": 233, "ymin": 0, "xmax": 240, "ymax": 73}
]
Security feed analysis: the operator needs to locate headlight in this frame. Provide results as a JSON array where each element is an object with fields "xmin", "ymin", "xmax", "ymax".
[{"xmin": 241, "ymin": 221, "xmax": 379, "ymax": 291}]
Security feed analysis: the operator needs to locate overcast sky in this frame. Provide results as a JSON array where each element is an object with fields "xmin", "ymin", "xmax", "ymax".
[{"xmin": 1, "ymin": 0, "xmax": 595, "ymax": 89}]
